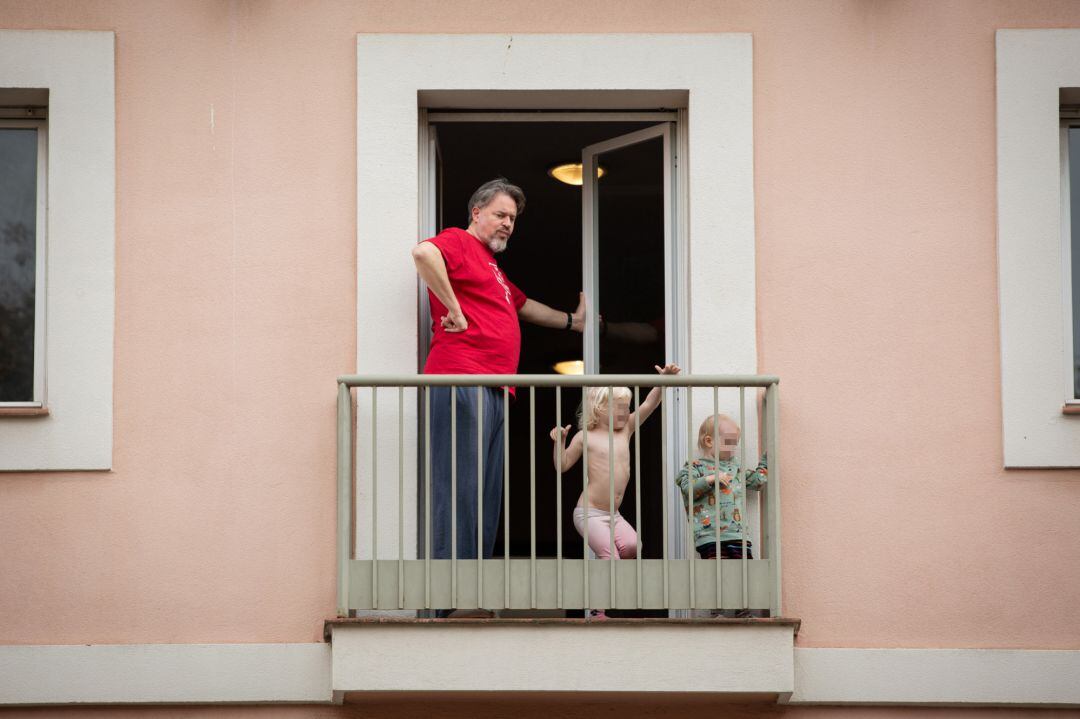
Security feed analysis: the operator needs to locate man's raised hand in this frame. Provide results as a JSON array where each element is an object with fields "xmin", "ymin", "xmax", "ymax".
[
  {"xmin": 654, "ymin": 363, "xmax": 681, "ymax": 375},
  {"xmin": 570, "ymin": 292, "xmax": 586, "ymax": 333}
]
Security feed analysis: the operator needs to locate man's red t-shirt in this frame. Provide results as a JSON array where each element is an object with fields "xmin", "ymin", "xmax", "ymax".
[{"xmin": 422, "ymin": 228, "xmax": 527, "ymax": 378}]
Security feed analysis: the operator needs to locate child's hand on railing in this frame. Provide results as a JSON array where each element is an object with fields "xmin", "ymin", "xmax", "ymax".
[
  {"xmin": 706, "ymin": 472, "xmax": 732, "ymax": 490},
  {"xmin": 654, "ymin": 363, "xmax": 681, "ymax": 375},
  {"xmin": 550, "ymin": 424, "xmax": 572, "ymax": 444}
]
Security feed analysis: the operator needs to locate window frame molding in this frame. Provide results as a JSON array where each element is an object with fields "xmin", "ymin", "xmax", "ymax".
[
  {"xmin": 0, "ymin": 117, "xmax": 48, "ymax": 409},
  {"xmin": 355, "ymin": 35, "xmax": 755, "ymax": 383},
  {"xmin": 996, "ymin": 29, "xmax": 1080, "ymax": 467},
  {"xmin": 0, "ymin": 30, "xmax": 114, "ymax": 470},
  {"xmin": 1059, "ymin": 119, "xmax": 1080, "ymax": 407},
  {"xmin": 356, "ymin": 32, "xmax": 756, "ymax": 559}
]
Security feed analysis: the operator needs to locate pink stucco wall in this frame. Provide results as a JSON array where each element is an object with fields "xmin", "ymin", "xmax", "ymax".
[{"xmin": 1, "ymin": 0, "xmax": 1079, "ymax": 650}]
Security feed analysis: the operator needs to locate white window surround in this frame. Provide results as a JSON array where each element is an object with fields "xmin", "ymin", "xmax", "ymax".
[
  {"xmin": 356, "ymin": 34, "xmax": 755, "ymax": 376},
  {"xmin": 0, "ymin": 30, "xmax": 114, "ymax": 470},
  {"xmin": 996, "ymin": 29, "xmax": 1080, "ymax": 467},
  {"xmin": 356, "ymin": 34, "xmax": 757, "ymax": 556},
  {"xmin": 1059, "ymin": 119, "xmax": 1080, "ymax": 405}
]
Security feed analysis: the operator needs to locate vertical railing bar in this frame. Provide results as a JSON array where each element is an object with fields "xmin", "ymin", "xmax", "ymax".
[
  {"xmin": 767, "ymin": 382, "xmax": 782, "ymax": 617},
  {"xmin": 477, "ymin": 387, "xmax": 484, "ymax": 609},
  {"xmin": 633, "ymin": 385, "xmax": 642, "ymax": 609},
  {"xmin": 398, "ymin": 386, "xmax": 404, "ymax": 609},
  {"xmin": 424, "ymin": 386, "xmax": 431, "ymax": 610},
  {"xmin": 608, "ymin": 386, "xmax": 616, "ymax": 608},
  {"xmin": 451, "ymin": 386, "xmax": 457, "ymax": 609},
  {"xmin": 582, "ymin": 386, "xmax": 590, "ymax": 611},
  {"xmin": 503, "ymin": 387, "xmax": 510, "ymax": 609},
  {"xmin": 686, "ymin": 386, "xmax": 695, "ymax": 610},
  {"xmin": 713, "ymin": 385, "xmax": 721, "ymax": 610},
  {"xmin": 739, "ymin": 385, "xmax": 748, "ymax": 611},
  {"xmin": 660, "ymin": 390, "xmax": 669, "ymax": 609},
  {"xmin": 371, "ymin": 387, "xmax": 378, "ymax": 610},
  {"xmin": 336, "ymin": 382, "xmax": 352, "ymax": 617},
  {"xmin": 529, "ymin": 385, "xmax": 537, "ymax": 609},
  {"xmin": 556, "ymin": 385, "xmax": 563, "ymax": 610}
]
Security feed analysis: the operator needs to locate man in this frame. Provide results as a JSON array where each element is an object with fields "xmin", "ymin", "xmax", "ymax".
[{"xmin": 411, "ymin": 178, "xmax": 584, "ymax": 616}]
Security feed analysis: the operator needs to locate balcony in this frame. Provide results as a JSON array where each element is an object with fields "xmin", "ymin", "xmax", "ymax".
[{"xmin": 327, "ymin": 373, "xmax": 796, "ymax": 700}]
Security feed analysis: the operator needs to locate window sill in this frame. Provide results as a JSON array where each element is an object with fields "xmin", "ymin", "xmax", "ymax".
[
  {"xmin": 1064, "ymin": 405, "xmax": 1080, "ymax": 416},
  {"xmin": 0, "ymin": 406, "xmax": 50, "ymax": 417}
]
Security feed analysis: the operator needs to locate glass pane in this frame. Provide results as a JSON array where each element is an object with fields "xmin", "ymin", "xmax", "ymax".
[
  {"xmin": 596, "ymin": 135, "xmax": 665, "ymax": 375},
  {"xmin": 1070, "ymin": 128, "xmax": 1080, "ymax": 398},
  {"xmin": 0, "ymin": 128, "xmax": 38, "ymax": 402},
  {"xmin": 594, "ymin": 135, "xmax": 667, "ymax": 566}
]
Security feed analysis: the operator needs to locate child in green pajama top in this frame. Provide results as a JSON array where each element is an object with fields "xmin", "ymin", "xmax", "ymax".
[{"xmin": 674, "ymin": 414, "xmax": 768, "ymax": 561}]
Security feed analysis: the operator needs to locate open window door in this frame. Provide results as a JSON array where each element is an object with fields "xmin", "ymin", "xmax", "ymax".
[
  {"xmin": 580, "ymin": 123, "xmax": 689, "ymax": 568},
  {"xmin": 418, "ymin": 115, "xmax": 442, "ymax": 370},
  {"xmin": 581, "ymin": 123, "xmax": 675, "ymax": 373}
]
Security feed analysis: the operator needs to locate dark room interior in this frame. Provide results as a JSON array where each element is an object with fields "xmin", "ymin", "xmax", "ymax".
[{"xmin": 428, "ymin": 121, "xmax": 672, "ymax": 610}]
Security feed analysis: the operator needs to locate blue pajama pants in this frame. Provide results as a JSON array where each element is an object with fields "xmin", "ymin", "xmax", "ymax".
[{"xmin": 429, "ymin": 386, "xmax": 505, "ymax": 560}]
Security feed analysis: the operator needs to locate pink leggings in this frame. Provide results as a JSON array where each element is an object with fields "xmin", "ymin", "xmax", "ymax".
[{"xmin": 572, "ymin": 507, "xmax": 638, "ymax": 559}]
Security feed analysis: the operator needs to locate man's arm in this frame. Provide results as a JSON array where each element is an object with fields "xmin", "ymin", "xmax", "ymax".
[
  {"xmin": 518, "ymin": 292, "xmax": 586, "ymax": 332},
  {"xmin": 411, "ymin": 242, "xmax": 467, "ymax": 332}
]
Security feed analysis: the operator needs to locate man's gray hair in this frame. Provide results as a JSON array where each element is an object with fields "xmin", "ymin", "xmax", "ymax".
[{"xmin": 467, "ymin": 178, "xmax": 525, "ymax": 224}]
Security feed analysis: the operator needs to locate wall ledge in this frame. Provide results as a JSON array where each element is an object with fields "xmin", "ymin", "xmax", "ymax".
[
  {"xmin": 2, "ymin": 641, "xmax": 1077, "ymax": 707},
  {"xmin": 789, "ymin": 647, "xmax": 1080, "ymax": 707},
  {"xmin": 0, "ymin": 643, "xmax": 332, "ymax": 705}
]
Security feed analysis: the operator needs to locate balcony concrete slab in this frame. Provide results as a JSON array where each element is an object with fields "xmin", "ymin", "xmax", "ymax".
[{"xmin": 327, "ymin": 617, "xmax": 798, "ymax": 701}]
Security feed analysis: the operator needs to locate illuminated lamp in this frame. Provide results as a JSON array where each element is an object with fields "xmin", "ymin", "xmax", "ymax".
[
  {"xmin": 547, "ymin": 163, "xmax": 606, "ymax": 186},
  {"xmin": 553, "ymin": 360, "xmax": 585, "ymax": 375}
]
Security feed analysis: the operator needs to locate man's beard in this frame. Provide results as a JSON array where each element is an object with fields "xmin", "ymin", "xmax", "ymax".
[{"xmin": 486, "ymin": 236, "xmax": 507, "ymax": 253}]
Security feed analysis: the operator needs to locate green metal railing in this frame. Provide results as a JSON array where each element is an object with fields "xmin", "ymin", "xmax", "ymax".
[{"xmin": 336, "ymin": 374, "xmax": 780, "ymax": 617}]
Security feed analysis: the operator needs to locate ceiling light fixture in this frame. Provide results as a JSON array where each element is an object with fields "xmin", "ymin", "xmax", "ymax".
[{"xmin": 547, "ymin": 163, "xmax": 605, "ymax": 186}]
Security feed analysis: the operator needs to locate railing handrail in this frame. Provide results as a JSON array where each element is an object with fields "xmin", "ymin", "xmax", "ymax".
[{"xmin": 337, "ymin": 373, "xmax": 779, "ymax": 388}]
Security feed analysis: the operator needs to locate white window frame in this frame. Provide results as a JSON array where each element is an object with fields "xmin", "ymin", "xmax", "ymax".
[
  {"xmin": 1059, "ymin": 118, "xmax": 1080, "ymax": 406},
  {"xmin": 0, "ymin": 117, "xmax": 48, "ymax": 409},
  {"xmin": 357, "ymin": 34, "xmax": 756, "ymax": 560},
  {"xmin": 996, "ymin": 29, "xmax": 1080, "ymax": 467},
  {"xmin": 0, "ymin": 30, "xmax": 114, "ymax": 471}
]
